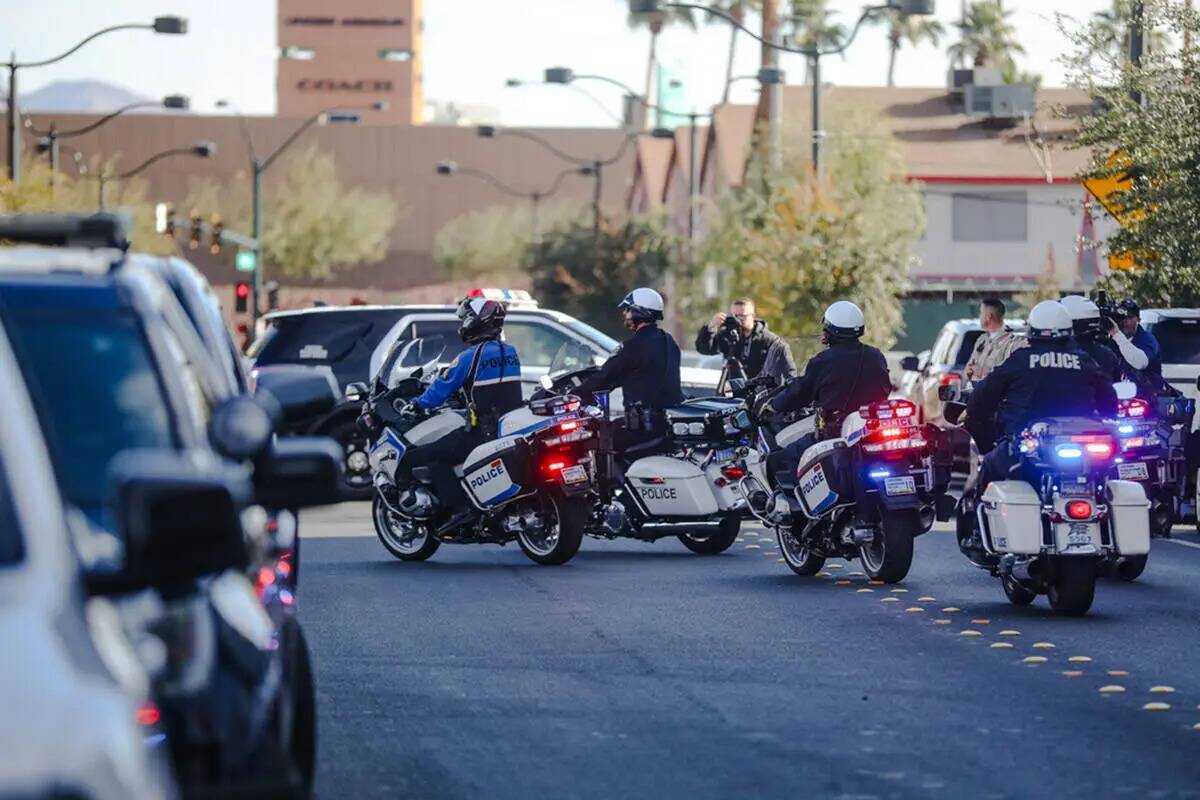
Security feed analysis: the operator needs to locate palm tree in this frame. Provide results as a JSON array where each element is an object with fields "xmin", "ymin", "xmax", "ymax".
[
  {"xmin": 1090, "ymin": 0, "xmax": 1168, "ymax": 60},
  {"xmin": 625, "ymin": 1, "xmax": 696, "ymax": 110},
  {"xmin": 708, "ymin": 1, "xmax": 763, "ymax": 104},
  {"xmin": 871, "ymin": 9, "xmax": 945, "ymax": 87},
  {"xmin": 947, "ymin": 0, "xmax": 1025, "ymax": 70},
  {"xmin": 788, "ymin": 0, "xmax": 847, "ymax": 82}
]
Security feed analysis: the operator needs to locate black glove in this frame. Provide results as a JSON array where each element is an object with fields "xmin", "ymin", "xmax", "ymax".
[
  {"xmin": 393, "ymin": 400, "xmax": 422, "ymax": 427},
  {"xmin": 753, "ymin": 393, "xmax": 777, "ymax": 422}
]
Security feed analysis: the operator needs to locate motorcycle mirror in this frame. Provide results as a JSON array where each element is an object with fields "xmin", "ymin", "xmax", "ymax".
[
  {"xmin": 1114, "ymin": 380, "xmax": 1137, "ymax": 401},
  {"xmin": 540, "ymin": 374, "xmax": 554, "ymax": 390}
]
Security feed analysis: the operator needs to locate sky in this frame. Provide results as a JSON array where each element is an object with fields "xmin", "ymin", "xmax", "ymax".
[{"xmin": 0, "ymin": 0, "xmax": 1115, "ymax": 128}]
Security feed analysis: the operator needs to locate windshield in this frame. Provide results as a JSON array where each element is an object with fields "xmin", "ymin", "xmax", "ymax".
[
  {"xmin": 4, "ymin": 310, "xmax": 175, "ymax": 512},
  {"xmin": 561, "ymin": 317, "xmax": 619, "ymax": 353},
  {"xmin": 1148, "ymin": 319, "xmax": 1200, "ymax": 364},
  {"xmin": 548, "ymin": 338, "xmax": 598, "ymax": 378},
  {"xmin": 377, "ymin": 335, "xmax": 450, "ymax": 388}
]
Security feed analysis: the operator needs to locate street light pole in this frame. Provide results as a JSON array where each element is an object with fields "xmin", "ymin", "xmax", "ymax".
[
  {"xmin": 5, "ymin": 17, "xmax": 187, "ymax": 182},
  {"xmin": 95, "ymin": 141, "xmax": 214, "ymax": 210}
]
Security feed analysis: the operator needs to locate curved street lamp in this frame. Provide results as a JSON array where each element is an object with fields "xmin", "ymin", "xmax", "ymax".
[
  {"xmin": 216, "ymin": 99, "xmax": 388, "ymax": 324},
  {"xmin": 95, "ymin": 141, "xmax": 214, "ymax": 210},
  {"xmin": 5, "ymin": 16, "xmax": 188, "ymax": 180}
]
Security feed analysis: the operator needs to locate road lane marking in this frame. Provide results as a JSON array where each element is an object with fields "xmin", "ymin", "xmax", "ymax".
[
  {"xmin": 1143, "ymin": 702, "xmax": 1171, "ymax": 711},
  {"xmin": 1032, "ymin": 642, "xmax": 1056, "ymax": 650},
  {"xmin": 1069, "ymin": 656, "xmax": 1092, "ymax": 663},
  {"xmin": 905, "ymin": 607, "xmax": 924, "ymax": 612},
  {"xmin": 999, "ymin": 630, "xmax": 1021, "ymax": 636},
  {"xmin": 1022, "ymin": 656, "xmax": 1048, "ymax": 664},
  {"xmin": 942, "ymin": 607, "xmax": 961, "ymax": 613},
  {"xmin": 1062, "ymin": 671, "xmax": 1084, "ymax": 677},
  {"xmin": 990, "ymin": 642, "xmax": 1014, "ymax": 649},
  {"xmin": 882, "ymin": 597, "xmax": 900, "ymax": 603},
  {"xmin": 959, "ymin": 630, "xmax": 983, "ymax": 637},
  {"xmin": 1150, "ymin": 686, "xmax": 1177, "ymax": 694},
  {"xmin": 1099, "ymin": 685, "xmax": 1126, "ymax": 694},
  {"xmin": 1108, "ymin": 670, "xmax": 1130, "ymax": 677},
  {"xmin": 1164, "ymin": 538, "xmax": 1200, "ymax": 550}
]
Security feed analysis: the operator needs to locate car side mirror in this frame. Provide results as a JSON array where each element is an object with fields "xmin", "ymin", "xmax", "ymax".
[
  {"xmin": 108, "ymin": 450, "xmax": 251, "ymax": 592},
  {"xmin": 252, "ymin": 436, "xmax": 344, "ymax": 509},
  {"xmin": 345, "ymin": 381, "xmax": 369, "ymax": 403},
  {"xmin": 254, "ymin": 366, "xmax": 339, "ymax": 428},
  {"xmin": 210, "ymin": 394, "xmax": 277, "ymax": 460},
  {"xmin": 900, "ymin": 356, "xmax": 920, "ymax": 372}
]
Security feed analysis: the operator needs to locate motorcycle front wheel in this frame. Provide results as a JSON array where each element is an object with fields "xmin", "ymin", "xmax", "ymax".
[
  {"xmin": 677, "ymin": 514, "xmax": 740, "ymax": 555},
  {"xmin": 859, "ymin": 509, "xmax": 917, "ymax": 584},
  {"xmin": 373, "ymin": 494, "xmax": 440, "ymax": 561},
  {"xmin": 777, "ymin": 519, "xmax": 826, "ymax": 576},
  {"xmin": 518, "ymin": 492, "xmax": 584, "ymax": 565}
]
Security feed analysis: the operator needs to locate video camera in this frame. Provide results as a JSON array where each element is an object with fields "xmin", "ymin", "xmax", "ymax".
[
  {"xmin": 714, "ymin": 314, "xmax": 743, "ymax": 357},
  {"xmin": 1094, "ymin": 290, "xmax": 1138, "ymax": 333}
]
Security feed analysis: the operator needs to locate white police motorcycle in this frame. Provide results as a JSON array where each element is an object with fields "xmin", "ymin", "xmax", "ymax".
[{"xmin": 350, "ymin": 338, "xmax": 598, "ymax": 565}]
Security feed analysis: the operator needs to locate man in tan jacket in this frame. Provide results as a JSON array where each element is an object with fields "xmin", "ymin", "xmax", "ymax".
[{"xmin": 965, "ymin": 298, "xmax": 1026, "ymax": 383}]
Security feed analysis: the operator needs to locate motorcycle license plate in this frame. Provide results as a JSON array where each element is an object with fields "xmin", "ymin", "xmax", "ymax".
[
  {"xmin": 1067, "ymin": 523, "xmax": 1094, "ymax": 547},
  {"xmin": 884, "ymin": 476, "xmax": 916, "ymax": 496},
  {"xmin": 1117, "ymin": 462, "xmax": 1150, "ymax": 481},
  {"xmin": 560, "ymin": 465, "xmax": 588, "ymax": 484},
  {"xmin": 713, "ymin": 447, "xmax": 737, "ymax": 463}
]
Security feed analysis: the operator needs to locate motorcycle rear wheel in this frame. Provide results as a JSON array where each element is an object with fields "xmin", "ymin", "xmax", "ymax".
[
  {"xmin": 1047, "ymin": 557, "xmax": 1097, "ymax": 616},
  {"xmin": 777, "ymin": 520, "xmax": 826, "ymax": 576},
  {"xmin": 373, "ymin": 494, "xmax": 440, "ymax": 561},
  {"xmin": 859, "ymin": 509, "xmax": 917, "ymax": 584},
  {"xmin": 677, "ymin": 514, "xmax": 740, "ymax": 555},
  {"xmin": 518, "ymin": 492, "xmax": 584, "ymax": 565}
]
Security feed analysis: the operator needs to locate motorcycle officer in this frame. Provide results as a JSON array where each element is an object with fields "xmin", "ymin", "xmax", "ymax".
[
  {"xmin": 965, "ymin": 301, "xmax": 1117, "ymax": 491},
  {"xmin": 1061, "ymin": 295, "xmax": 1123, "ymax": 383},
  {"xmin": 403, "ymin": 295, "xmax": 523, "ymax": 530},
  {"xmin": 759, "ymin": 301, "xmax": 892, "ymax": 488},
  {"xmin": 577, "ymin": 287, "xmax": 683, "ymax": 452}
]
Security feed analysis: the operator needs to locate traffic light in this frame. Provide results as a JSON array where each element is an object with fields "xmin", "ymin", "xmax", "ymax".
[
  {"xmin": 155, "ymin": 202, "xmax": 176, "ymax": 239},
  {"xmin": 235, "ymin": 281, "xmax": 250, "ymax": 314},
  {"xmin": 209, "ymin": 214, "xmax": 223, "ymax": 255},
  {"xmin": 188, "ymin": 212, "xmax": 202, "ymax": 250}
]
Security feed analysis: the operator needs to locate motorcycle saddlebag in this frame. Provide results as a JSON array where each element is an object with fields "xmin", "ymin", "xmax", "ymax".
[
  {"xmin": 794, "ymin": 439, "xmax": 852, "ymax": 519},
  {"xmin": 626, "ymin": 456, "xmax": 719, "ymax": 517},
  {"xmin": 461, "ymin": 437, "xmax": 533, "ymax": 507},
  {"xmin": 978, "ymin": 480, "xmax": 1042, "ymax": 555},
  {"xmin": 1107, "ymin": 479, "xmax": 1150, "ymax": 555}
]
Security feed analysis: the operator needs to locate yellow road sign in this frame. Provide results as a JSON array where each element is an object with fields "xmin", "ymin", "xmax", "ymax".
[{"xmin": 1084, "ymin": 151, "xmax": 1140, "ymax": 227}]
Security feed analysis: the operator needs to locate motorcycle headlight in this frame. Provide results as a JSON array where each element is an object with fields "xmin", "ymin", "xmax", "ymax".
[
  {"xmin": 688, "ymin": 422, "xmax": 706, "ymax": 436},
  {"xmin": 673, "ymin": 422, "xmax": 689, "ymax": 436}
]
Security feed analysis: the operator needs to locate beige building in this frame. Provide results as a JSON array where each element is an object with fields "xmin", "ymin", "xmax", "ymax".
[{"xmin": 277, "ymin": 0, "xmax": 424, "ymax": 125}]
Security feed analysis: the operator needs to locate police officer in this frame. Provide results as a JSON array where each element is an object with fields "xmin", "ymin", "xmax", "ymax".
[
  {"xmin": 760, "ymin": 301, "xmax": 891, "ymax": 489},
  {"xmin": 1061, "ymin": 295, "xmax": 1123, "ymax": 383},
  {"xmin": 404, "ymin": 295, "xmax": 523, "ymax": 530},
  {"xmin": 966, "ymin": 300, "xmax": 1117, "ymax": 489},
  {"xmin": 577, "ymin": 287, "xmax": 683, "ymax": 451}
]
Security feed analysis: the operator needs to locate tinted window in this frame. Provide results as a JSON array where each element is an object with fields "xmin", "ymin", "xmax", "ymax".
[
  {"xmin": 252, "ymin": 310, "xmax": 408, "ymax": 386},
  {"xmin": 953, "ymin": 330, "xmax": 985, "ymax": 366},
  {"xmin": 5, "ymin": 311, "xmax": 175, "ymax": 511},
  {"xmin": 1148, "ymin": 319, "xmax": 1200, "ymax": 364},
  {"xmin": 0, "ymin": 459, "xmax": 24, "ymax": 566},
  {"xmin": 952, "ymin": 191, "xmax": 1027, "ymax": 241},
  {"xmin": 505, "ymin": 321, "xmax": 576, "ymax": 368},
  {"xmin": 408, "ymin": 320, "xmax": 468, "ymax": 362}
]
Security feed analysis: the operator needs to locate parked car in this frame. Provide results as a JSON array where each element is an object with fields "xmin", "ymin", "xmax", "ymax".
[
  {"xmin": 249, "ymin": 290, "xmax": 721, "ymax": 497},
  {"xmin": 0, "ymin": 213, "xmax": 341, "ymax": 799},
  {"xmin": 0, "ymin": 318, "xmax": 177, "ymax": 800},
  {"xmin": 1140, "ymin": 308, "xmax": 1200, "ymax": 402}
]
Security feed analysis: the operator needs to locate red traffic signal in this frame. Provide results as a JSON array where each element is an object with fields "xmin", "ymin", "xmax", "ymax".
[{"xmin": 235, "ymin": 281, "xmax": 251, "ymax": 314}]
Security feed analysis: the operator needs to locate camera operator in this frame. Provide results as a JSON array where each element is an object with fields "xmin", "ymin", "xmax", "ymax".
[
  {"xmin": 1095, "ymin": 295, "xmax": 1165, "ymax": 397},
  {"xmin": 696, "ymin": 298, "xmax": 796, "ymax": 383}
]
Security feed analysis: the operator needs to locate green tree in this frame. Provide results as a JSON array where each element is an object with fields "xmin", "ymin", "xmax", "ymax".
[
  {"xmin": 947, "ymin": 1, "xmax": 1025, "ymax": 70},
  {"xmin": 0, "ymin": 161, "xmax": 173, "ymax": 254},
  {"xmin": 527, "ymin": 215, "xmax": 679, "ymax": 339},
  {"xmin": 434, "ymin": 201, "xmax": 586, "ymax": 281},
  {"xmin": 788, "ymin": 0, "xmax": 846, "ymax": 52},
  {"xmin": 625, "ymin": 1, "xmax": 697, "ymax": 111},
  {"xmin": 185, "ymin": 143, "xmax": 399, "ymax": 280},
  {"xmin": 869, "ymin": 9, "xmax": 945, "ymax": 87},
  {"xmin": 1065, "ymin": 0, "xmax": 1200, "ymax": 306},
  {"xmin": 1090, "ymin": 0, "xmax": 1169, "ymax": 60},
  {"xmin": 695, "ymin": 112, "xmax": 923, "ymax": 359}
]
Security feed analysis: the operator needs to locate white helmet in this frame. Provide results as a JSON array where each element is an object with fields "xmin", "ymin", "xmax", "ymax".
[
  {"xmin": 1060, "ymin": 295, "xmax": 1105, "ymax": 337},
  {"xmin": 823, "ymin": 300, "xmax": 866, "ymax": 340},
  {"xmin": 1027, "ymin": 300, "xmax": 1073, "ymax": 341},
  {"xmin": 619, "ymin": 287, "xmax": 665, "ymax": 322}
]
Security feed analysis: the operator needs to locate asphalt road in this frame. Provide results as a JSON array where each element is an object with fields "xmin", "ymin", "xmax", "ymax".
[{"xmin": 299, "ymin": 503, "xmax": 1200, "ymax": 799}]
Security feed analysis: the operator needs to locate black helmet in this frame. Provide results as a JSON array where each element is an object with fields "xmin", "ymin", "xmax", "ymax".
[{"xmin": 456, "ymin": 295, "xmax": 506, "ymax": 344}]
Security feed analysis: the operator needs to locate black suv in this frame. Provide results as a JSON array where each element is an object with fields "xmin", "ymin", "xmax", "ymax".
[{"xmin": 0, "ymin": 213, "xmax": 342, "ymax": 799}]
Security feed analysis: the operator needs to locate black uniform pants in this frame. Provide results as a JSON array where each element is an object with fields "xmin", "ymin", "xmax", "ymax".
[{"xmin": 405, "ymin": 428, "xmax": 483, "ymax": 510}]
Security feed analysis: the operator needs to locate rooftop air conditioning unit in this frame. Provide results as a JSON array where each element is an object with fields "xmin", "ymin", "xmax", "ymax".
[
  {"xmin": 963, "ymin": 83, "xmax": 1036, "ymax": 119},
  {"xmin": 947, "ymin": 66, "xmax": 1004, "ymax": 93}
]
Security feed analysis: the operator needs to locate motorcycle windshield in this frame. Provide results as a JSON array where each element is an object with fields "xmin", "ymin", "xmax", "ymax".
[
  {"xmin": 378, "ymin": 336, "xmax": 447, "ymax": 389},
  {"xmin": 548, "ymin": 338, "xmax": 598, "ymax": 379}
]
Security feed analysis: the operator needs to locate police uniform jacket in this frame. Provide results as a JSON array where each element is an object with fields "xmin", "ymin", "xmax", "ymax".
[
  {"xmin": 578, "ymin": 324, "xmax": 683, "ymax": 410},
  {"xmin": 770, "ymin": 340, "xmax": 891, "ymax": 418},
  {"xmin": 415, "ymin": 338, "xmax": 523, "ymax": 423},
  {"xmin": 966, "ymin": 341, "xmax": 1118, "ymax": 441}
]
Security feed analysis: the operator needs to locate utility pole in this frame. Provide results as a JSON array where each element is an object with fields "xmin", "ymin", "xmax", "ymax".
[
  {"xmin": 1131, "ymin": 0, "xmax": 1145, "ymax": 107},
  {"xmin": 755, "ymin": 0, "xmax": 782, "ymax": 173}
]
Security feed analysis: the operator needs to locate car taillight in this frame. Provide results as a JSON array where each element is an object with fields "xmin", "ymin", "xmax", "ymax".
[
  {"xmin": 1118, "ymin": 399, "xmax": 1150, "ymax": 418},
  {"xmin": 559, "ymin": 420, "xmax": 578, "ymax": 432},
  {"xmin": 862, "ymin": 434, "xmax": 927, "ymax": 456},
  {"xmin": 939, "ymin": 372, "xmax": 963, "ymax": 387},
  {"xmin": 1084, "ymin": 442, "xmax": 1113, "ymax": 458},
  {"xmin": 136, "ymin": 702, "xmax": 161, "ymax": 727},
  {"xmin": 1066, "ymin": 500, "xmax": 1093, "ymax": 520}
]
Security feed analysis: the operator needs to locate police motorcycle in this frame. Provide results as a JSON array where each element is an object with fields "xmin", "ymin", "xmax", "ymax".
[
  {"xmin": 738, "ymin": 382, "xmax": 951, "ymax": 584},
  {"xmin": 532, "ymin": 341, "xmax": 755, "ymax": 554},
  {"xmin": 941, "ymin": 382, "xmax": 1151, "ymax": 616},
  {"xmin": 352, "ymin": 338, "xmax": 595, "ymax": 565}
]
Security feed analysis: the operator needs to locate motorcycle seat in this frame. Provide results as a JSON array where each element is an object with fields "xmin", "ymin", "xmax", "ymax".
[{"xmin": 624, "ymin": 435, "xmax": 669, "ymax": 458}]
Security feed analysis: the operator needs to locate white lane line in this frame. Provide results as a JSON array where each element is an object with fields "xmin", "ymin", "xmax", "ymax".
[{"xmin": 1163, "ymin": 538, "xmax": 1200, "ymax": 551}]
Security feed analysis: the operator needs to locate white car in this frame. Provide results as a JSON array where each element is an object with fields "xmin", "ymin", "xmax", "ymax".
[
  {"xmin": 1140, "ymin": 308, "xmax": 1200, "ymax": 403},
  {"xmin": 0, "ymin": 325, "xmax": 175, "ymax": 800}
]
